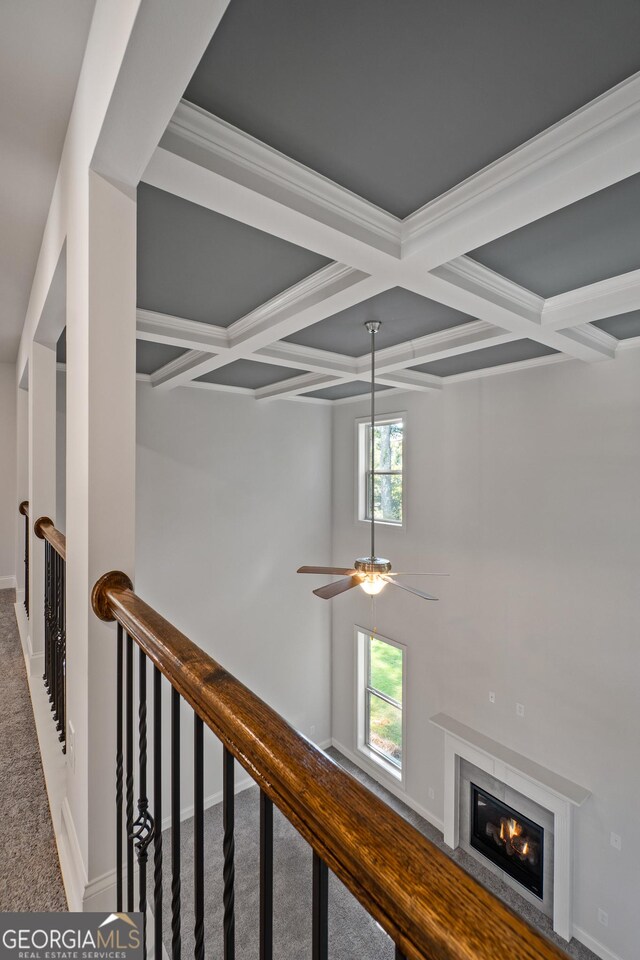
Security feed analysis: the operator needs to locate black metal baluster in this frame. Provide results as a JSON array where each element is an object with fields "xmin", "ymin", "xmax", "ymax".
[
  {"xmin": 44, "ymin": 542, "xmax": 52, "ymax": 695},
  {"xmin": 132, "ymin": 650, "xmax": 154, "ymax": 959},
  {"xmin": 259, "ymin": 792, "xmax": 273, "ymax": 960},
  {"xmin": 116, "ymin": 624, "xmax": 124, "ymax": 912},
  {"xmin": 223, "ymin": 748, "xmax": 235, "ymax": 960},
  {"xmin": 58, "ymin": 553, "xmax": 66, "ymax": 751},
  {"xmin": 171, "ymin": 688, "xmax": 181, "ymax": 960},
  {"xmin": 126, "ymin": 631, "xmax": 134, "ymax": 912},
  {"xmin": 395, "ymin": 948, "xmax": 407, "ymax": 960},
  {"xmin": 24, "ymin": 510, "xmax": 29, "ymax": 619},
  {"xmin": 312, "ymin": 853, "xmax": 328, "ymax": 960},
  {"xmin": 55, "ymin": 550, "xmax": 64, "ymax": 744},
  {"xmin": 194, "ymin": 716, "xmax": 204, "ymax": 960},
  {"xmin": 153, "ymin": 666, "xmax": 163, "ymax": 959}
]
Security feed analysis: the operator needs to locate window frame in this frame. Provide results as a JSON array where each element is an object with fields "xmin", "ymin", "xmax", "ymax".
[
  {"xmin": 355, "ymin": 413, "xmax": 406, "ymax": 529},
  {"xmin": 355, "ymin": 626, "xmax": 407, "ymax": 784}
]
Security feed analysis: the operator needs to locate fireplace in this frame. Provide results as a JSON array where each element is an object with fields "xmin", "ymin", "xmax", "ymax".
[{"xmin": 470, "ymin": 783, "xmax": 544, "ymax": 899}]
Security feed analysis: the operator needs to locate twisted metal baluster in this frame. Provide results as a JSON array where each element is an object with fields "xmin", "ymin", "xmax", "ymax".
[
  {"xmin": 171, "ymin": 688, "xmax": 181, "ymax": 960},
  {"xmin": 194, "ymin": 716, "xmax": 204, "ymax": 960},
  {"xmin": 126, "ymin": 632, "xmax": 134, "ymax": 912},
  {"xmin": 132, "ymin": 650, "xmax": 154, "ymax": 960},
  {"xmin": 223, "ymin": 748, "xmax": 235, "ymax": 960},
  {"xmin": 153, "ymin": 666, "xmax": 163, "ymax": 958},
  {"xmin": 116, "ymin": 624, "xmax": 124, "ymax": 912}
]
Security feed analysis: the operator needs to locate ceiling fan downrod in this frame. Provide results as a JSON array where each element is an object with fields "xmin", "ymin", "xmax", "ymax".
[{"xmin": 366, "ymin": 319, "xmax": 381, "ymax": 563}]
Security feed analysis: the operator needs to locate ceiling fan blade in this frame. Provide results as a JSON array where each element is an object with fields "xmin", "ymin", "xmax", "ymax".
[
  {"xmin": 313, "ymin": 576, "xmax": 362, "ymax": 600},
  {"xmin": 382, "ymin": 576, "xmax": 438, "ymax": 601},
  {"xmin": 385, "ymin": 572, "xmax": 449, "ymax": 577},
  {"xmin": 298, "ymin": 565, "xmax": 357, "ymax": 576}
]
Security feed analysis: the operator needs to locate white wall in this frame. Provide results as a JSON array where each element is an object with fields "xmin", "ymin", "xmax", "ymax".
[
  {"xmin": 135, "ymin": 383, "xmax": 333, "ymax": 807},
  {"xmin": 56, "ymin": 369, "xmax": 66, "ymax": 532},
  {"xmin": 330, "ymin": 349, "xmax": 640, "ymax": 960},
  {"xmin": 0, "ymin": 363, "xmax": 17, "ymax": 585}
]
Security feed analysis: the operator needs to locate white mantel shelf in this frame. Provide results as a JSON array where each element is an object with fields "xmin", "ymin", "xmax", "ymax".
[
  {"xmin": 430, "ymin": 713, "xmax": 590, "ymax": 806},
  {"xmin": 430, "ymin": 712, "xmax": 590, "ymax": 941}
]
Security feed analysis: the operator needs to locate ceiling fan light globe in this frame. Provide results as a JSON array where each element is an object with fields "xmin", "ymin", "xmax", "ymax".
[{"xmin": 360, "ymin": 574, "xmax": 385, "ymax": 596}]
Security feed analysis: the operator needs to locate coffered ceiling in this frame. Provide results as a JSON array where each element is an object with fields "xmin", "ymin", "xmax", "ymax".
[{"xmin": 131, "ymin": 0, "xmax": 640, "ymax": 402}]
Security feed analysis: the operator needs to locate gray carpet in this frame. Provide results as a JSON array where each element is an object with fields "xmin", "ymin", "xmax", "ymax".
[
  {"xmin": 163, "ymin": 748, "xmax": 597, "ymax": 960},
  {"xmin": 0, "ymin": 589, "xmax": 67, "ymax": 911}
]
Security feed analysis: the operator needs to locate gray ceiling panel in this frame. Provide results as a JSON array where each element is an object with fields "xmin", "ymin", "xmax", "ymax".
[
  {"xmin": 593, "ymin": 311, "xmax": 640, "ymax": 341},
  {"xmin": 185, "ymin": 0, "xmax": 640, "ymax": 218},
  {"xmin": 284, "ymin": 287, "xmax": 475, "ymax": 356},
  {"xmin": 469, "ymin": 174, "xmax": 640, "ymax": 297},
  {"xmin": 305, "ymin": 381, "xmax": 392, "ymax": 401},
  {"xmin": 411, "ymin": 340, "xmax": 557, "ymax": 378},
  {"xmin": 136, "ymin": 341, "xmax": 187, "ymax": 375},
  {"xmin": 56, "ymin": 329, "xmax": 187, "ymax": 375},
  {"xmin": 137, "ymin": 184, "xmax": 329, "ymax": 325},
  {"xmin": 195, "ymin": 359, "xmax": 306, "ymax": 389}
]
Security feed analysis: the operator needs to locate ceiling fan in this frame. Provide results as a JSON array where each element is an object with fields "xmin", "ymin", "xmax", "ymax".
[{"xmin": 298, "ymin": 320, "xmax": 446, "ymax": 602}]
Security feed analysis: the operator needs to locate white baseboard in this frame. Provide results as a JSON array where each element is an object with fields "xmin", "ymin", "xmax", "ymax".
[
  {"xmin": 330, "ymin": 738, "xmax": 445, "ymax": 834},
  {"xmin": 572, "ymin": 926, "xmax": 625, "ymax": 960},
  {"xmin": 0, "ymin": 575, "xmax": 16, "ymax": 590},
  {"xmin": 58, "ymin": 798, "xmax": 87, "ymax": 911}
]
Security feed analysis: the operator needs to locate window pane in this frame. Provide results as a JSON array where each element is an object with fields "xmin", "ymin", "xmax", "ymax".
[
  {"xmin": 369, "ymin": 636, "xmax": 403, "ymax": 704},
  {"xmin": 367, "ymin": 693, "xmax": 402, "ymax": 767},
  {"xmin": 372, "ymin": 422, "xmax": 403, "ymax": 471},
  {"xmin": 366, "ymin": 473, "xmax": 402, "ymax": 523}
]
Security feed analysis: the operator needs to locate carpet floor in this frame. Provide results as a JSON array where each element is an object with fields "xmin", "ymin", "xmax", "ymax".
[
  {"xmin": 0, "ymin": 589, "xmax": 67, "ymax": 911},
  {"xmin": 162, "ymin": 748, "xmax": 597, "ymax": 960}
]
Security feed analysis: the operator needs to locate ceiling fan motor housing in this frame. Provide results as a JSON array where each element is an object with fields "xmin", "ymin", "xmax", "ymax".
[{"xmin": 354, "ymin": 557, "xmax": 392, "ymax": 575}]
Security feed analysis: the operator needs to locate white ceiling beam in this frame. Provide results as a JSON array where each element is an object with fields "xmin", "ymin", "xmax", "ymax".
[
  {"xmin": 401, "ymin": 72, "xmax": 640, "ymax": 265},
  {"xmin": 93, "ymin": 1, "xmax": 233, "ymax": 187},
  {"xmin": 541, "ymin": 269, "xmax": 640, "ymax": 329},
  {"xmin": 367, "ymin": 320, "xmax": 518, "ymax": 375},
  {"xmin": 136, "ymin": 308, "xmax": 230, "ymax": 351},
  {"xmin": 407, "ymin": 258, "xmax": 612, "ymax": 361},
  {"xmin": 151, "ymin": 264, "xmax": 387, "ymax": 388},
  {"xmin": 254, "ymin": 372, "xmax": 347, "ymax": 401}
]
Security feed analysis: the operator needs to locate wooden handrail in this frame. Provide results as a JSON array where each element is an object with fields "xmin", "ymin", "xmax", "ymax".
[
  {"xmin": 34, "ymin": 516, "xmax": 66, "ymax": 561},
  {"xmin": 19, "ymin": 500, "xmax": 29, "ymax": 518},
  {"xmin": 92, "ymin": 571, "xmax": 568, "ymax": 960}
]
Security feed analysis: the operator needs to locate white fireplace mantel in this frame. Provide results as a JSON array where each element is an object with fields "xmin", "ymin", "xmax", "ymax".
[{"xmin": 430, "ymin": 712, "xmax": 590, "ymax": 942}]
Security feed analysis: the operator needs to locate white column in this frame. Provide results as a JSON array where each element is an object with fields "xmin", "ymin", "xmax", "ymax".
[
  {"xmin": 65, "ymin": 170, "xmax": 136, "ymax": 909},
  {"xmin": 28, "ymin": 341, "xmax": 57, "ymax": 668}
]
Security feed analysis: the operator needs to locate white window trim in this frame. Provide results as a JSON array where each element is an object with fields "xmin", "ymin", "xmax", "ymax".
[
  {"xmin": 355, "ymin": 413, "xmax": 406, "ymax": 530},
  {"xmin": 355, "ymin": 625, "xmax": 407, "ymax": 786}
]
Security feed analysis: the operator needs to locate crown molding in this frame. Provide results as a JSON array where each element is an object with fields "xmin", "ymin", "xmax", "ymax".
[
  {"xmin": 166, "ymin": 101, "xmax": 401, "ymax": 257},
  {"xmin": 150, "ymin": 349, "xmax": 213, "ymax": 387},
  {"xmin": 255, "ymin": 340, "xmax": 358, "ymax": 376},
  {"xmin": 255, "ymin": 372, "xmax": 348, "ymax": 401},
  {"xmin": 542, "ymin": 269, "xmax": 640, "ymax": 329},
  {"xmin": 402, "ymin": 72, "xmax": 640, "ymax": 264},
  {"xmin": 436, "ymin": 257, "xmax": 544, "ymax": 321},
  {"xmin": 444, "ymin": 352, "xmax": 570, "ymax": 384},
  {"xmin": 368, "ymin": 320, "xmax": 517, "ymax": 375},
  {"xmin": 136, "ymin": 308, "xmax": 229, "ymax": 351},
  {"xmin": 228, "ymin": 262, "xmax": 364, "ymax": 345}
]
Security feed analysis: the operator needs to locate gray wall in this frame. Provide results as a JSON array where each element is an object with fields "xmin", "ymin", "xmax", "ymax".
[
  {"xmin": 330, "ymin": 350, "xmax": 640, "ymax": 960},
  {"xmin": 0, "ymin": 363, "xmax": 17, "ymax": 583}
]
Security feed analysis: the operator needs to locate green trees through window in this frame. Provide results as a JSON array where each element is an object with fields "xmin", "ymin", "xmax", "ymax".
[
  {"xmin": 363, "ymin": 418, "xmax": 403, "ymax": 523},
  {"xmin": 365, "ymin": 633, "xmax": 403, "ymax": 770}
]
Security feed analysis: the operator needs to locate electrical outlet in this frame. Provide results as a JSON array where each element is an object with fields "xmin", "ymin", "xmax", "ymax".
[
  {"xmin": 428, "ymin": 787, "xmax": 435, "ymax": 800},
  {"xmin": 489, "ymin": 692, "xmax": 496, "ymax": 704},
  {"xmin": 68, "ymin": 721, "xmax": 75, "ymax": 772},
  {"xmin": 516, "ymin": 703, "xmax": 525, "ymax": 718},
  {"xmin": 610, "ymin": 832, "xmax": 622, "ymax": 851},
  {"xmin": 598, "ymin": 909, "xmax": 609, "ymax": 927}
]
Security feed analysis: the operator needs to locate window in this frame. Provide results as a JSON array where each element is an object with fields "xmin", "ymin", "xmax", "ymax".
[
  {"xmin": 356, "ymin": 628, "xmax": 405, "ymax": 779},
  {"xmin": 358, "ymin": 416, "xmax": 404, "ymax": 525}
]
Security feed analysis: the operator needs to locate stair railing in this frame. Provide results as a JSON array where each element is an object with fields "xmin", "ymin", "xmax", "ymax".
[
  {"xmin": 92, "ymin": 570, "xmax": 569, "ymax": 960},
  {"xmin": 18, "ymin": 501, "xmax": 29, "ymax": 618},
  {"xmin": 35, "ymin": 516, "xmax": 67, "ymax": 753}
]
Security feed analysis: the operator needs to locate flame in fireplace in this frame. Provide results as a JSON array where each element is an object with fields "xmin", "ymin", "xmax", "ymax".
[
  {"xmin": 522, "ymin": 842, "xmax": 529, "ymax": 855},
  {"xmin": 508, "ymin": 818, "xmax": 521, "ymax": 839}
]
